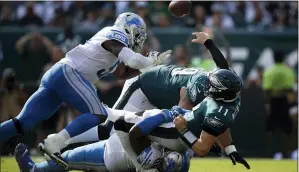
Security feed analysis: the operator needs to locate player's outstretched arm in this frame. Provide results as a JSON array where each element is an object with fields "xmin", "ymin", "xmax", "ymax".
[
  {"xmin": 102, "ymin": 40, "xmax": 171, "ymax": 69},
  {"xmin": 219, "ymin": 129, "xmax": 250, "ymax": 169},
  {"xmin": 191, "ymin": 32, "xmax": 229, "ymax": 69}
]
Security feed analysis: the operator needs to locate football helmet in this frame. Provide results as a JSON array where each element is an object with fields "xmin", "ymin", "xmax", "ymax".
[
  {"xmin": 205, "ymin": 68, "xmax": 242, "ymax": 102},
  {"xmin": 114, "ymin": 12, "xmax": 147, "ymax": 53},
  {"xmin": 161, "ymin": 151, "xmax": 190, "ymax": 172}
]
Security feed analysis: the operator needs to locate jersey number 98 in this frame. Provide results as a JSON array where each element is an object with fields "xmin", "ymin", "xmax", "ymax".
[{"xmin": 171, "ymin": 68, "xmax": 202, "ymax": 76}]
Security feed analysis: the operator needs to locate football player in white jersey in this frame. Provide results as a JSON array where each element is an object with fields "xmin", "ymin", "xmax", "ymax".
[
  {"xmin": 0, "ymin": 12, "xmax": 171, "ymax": 165},
  {"xmin": 14, "ymin": 133, "xmax": 190, "ymax": 172}
]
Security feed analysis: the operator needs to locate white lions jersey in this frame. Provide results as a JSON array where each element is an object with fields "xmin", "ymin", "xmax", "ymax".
[
  {"xmin": 104, "ymin": 134, "xmax": 135, "ymax": 172},
  {"xmin": 60, "ymin": 26, "xmax": 129, "ymax": 83}
]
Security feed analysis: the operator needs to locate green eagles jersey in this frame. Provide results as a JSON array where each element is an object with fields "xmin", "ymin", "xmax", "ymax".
[
  {"xmin": 138, "ymin": 65, "xmax": 209, "ymax": 109},
  {"xmin": 184, "ymin": 96, "xmax": 241, "ymax": 137}
]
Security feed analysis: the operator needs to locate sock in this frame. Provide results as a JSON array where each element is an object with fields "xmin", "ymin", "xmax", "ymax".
[
  {"xmin": 34, "ymin": 160, "xmax": 66, "ymax": 172},
  {"xmin": 67, "ymin": 126, "xmax": 99, "ymax": 145},
  {"xmin": 65, "ymin": 113, "xmax": 102, "ymax": 138},
  {"xmin": 0, "ymin": 119, "xmax": 17, "ymax": 142}
]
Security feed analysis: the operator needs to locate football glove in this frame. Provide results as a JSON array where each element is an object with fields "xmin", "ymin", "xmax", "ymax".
[
  {"xmin": 225, "ymin": 145, "xmax": 250, "ymax": 169},
  {"xmin": 148, "ymin": 50, "xmax": 172, "ymax": 66},
  {"xmin": 160, "ymin": 109, "xmax": 176, "ymax": 122},
  {"xmin": 140, "ymin": 51, "xmax": 171, "ymax": 73},
  {"xmin": 171, "ymin": 106, "xmax": 190, "ymax": 117}
]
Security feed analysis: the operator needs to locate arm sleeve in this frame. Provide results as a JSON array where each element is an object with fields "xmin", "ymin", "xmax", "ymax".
[
  {"xmin": 136, "ymin": 112, "xmax": 167, "ymax": 135},
  {"xmin": 204, "ymin": 39, "xmax": 229, "ymax": 70},
  {"xmin": 202, "ymin": 114, "xmax": 229, "ymax": 137},
  {"xmin": 118, "ymin": 47, "xmax": 154, "ymax": 69}
]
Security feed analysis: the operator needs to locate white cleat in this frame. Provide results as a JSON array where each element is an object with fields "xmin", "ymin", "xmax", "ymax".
[{"xmin": 38, "ymin": 134, "xmax": 68, "ymax": 169}]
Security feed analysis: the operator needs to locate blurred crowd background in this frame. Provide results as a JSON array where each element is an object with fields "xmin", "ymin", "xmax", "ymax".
[
  {"xmin": 0, "ymin": 1, "xmax": 297, "ymax": 160},
  {"xmin": 0, "ymin": 1, "xmax": 298, "ymax": 30}
]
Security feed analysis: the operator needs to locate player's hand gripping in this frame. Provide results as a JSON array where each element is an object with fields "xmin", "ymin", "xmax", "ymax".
[
  {"xmin": 147, "ymin": 50, "xmax": 172, "ymax": 66},
  {"xmin": 191, "ymin": 32, "xmax": 209, "ymax": 44},
  {"xmin": 140, "ymin": 50, "xmax": 172, "ymax": 73},
  {"xmin": 173, "ymin": 114, "xmax": 187, "ymax": 132},
  {"xmin": 225, "ymin": 145, "xmax": 251, "ymax": 169},
  {"xmin": 171, "ymin": 106, "xmax": 190, "ymax": 117},
  {"xmin": 160, "ymin": 109, "xmax": 175, "ymax": 122},
  {"xmin": 160, "ymin": 107, "xmax": 190, "ymax": 124}
]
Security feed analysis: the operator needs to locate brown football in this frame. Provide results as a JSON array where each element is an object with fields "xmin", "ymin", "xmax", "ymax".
[{"xmin": 168, "ymin": 0, "xmax": 192, "ymax": 18}]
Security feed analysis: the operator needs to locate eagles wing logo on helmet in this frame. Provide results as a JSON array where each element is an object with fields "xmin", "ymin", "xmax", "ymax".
[{"xmin": 209, "ymin": 74, "xmax": 228, "ymax": 90}]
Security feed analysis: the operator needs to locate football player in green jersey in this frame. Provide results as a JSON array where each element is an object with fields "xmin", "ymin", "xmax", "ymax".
[
  {"xmin": 112, "ymin": 33, "xmax": 250, "ymax": 170},
  {"xmin": 59, "ymin": 32, "xmax": 248, "ymax": 169},
  {"xmin": 113, "ymin": 68, "xmax": 250, "ymax": 171}
]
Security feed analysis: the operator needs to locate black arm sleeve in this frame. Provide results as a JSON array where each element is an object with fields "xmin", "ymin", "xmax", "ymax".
[{"xmin": 204, "ymin": 39, "xmax": 229, "ymax": 70}]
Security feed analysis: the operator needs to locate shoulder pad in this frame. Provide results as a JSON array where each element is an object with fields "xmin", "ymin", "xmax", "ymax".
[{"xmin": 106, "ymin": 28, "xmax": 129, "ymax": 47}]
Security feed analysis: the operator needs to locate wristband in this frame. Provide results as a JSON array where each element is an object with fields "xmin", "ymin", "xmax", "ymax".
[
  {"xmin": 225, "ymin": 145, "xmax": 237, "ymax": 155},
  {"xmin": 179, "ymin": 128, "xmax": 197, "ymax": 148}
]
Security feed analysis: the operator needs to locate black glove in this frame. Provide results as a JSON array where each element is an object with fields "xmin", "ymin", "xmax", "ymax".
[
  {"xmin": 228, "ymin": 151, "xmax": 250, "ymax": 169},
  {"xmin": 209, "ymin": 143, "xmax": 222, "ymax": 157}
]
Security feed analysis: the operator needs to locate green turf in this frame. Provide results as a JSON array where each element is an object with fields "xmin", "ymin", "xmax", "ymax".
[{"xmin": 1, "ymin": 156, "xmax": 297, "ymax": 172}]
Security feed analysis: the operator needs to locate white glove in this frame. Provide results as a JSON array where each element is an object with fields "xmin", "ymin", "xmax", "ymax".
[
  {"xmin": 140, "ymin": 50, "xmax": 172, "ymax": 73},
  {"xmin": 153, "ymin": 50, "xmax": 172, "ymax": 66}
]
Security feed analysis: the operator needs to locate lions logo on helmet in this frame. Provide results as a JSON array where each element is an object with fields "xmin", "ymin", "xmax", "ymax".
[
  {"xmin": 114, "ymin": 12, "xmax": 147, "ymax": 53},
  {"xmin": 162, "ymin": 151, "xmax": 190, "ymax": 172}
]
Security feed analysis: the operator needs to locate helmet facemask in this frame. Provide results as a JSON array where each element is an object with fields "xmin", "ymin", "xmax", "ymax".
[
  {"xmin": 114, "ymin": 13, "xmax": 147, "ymax": 53},
  {"xmin": 126, "ymin": 26, "xmax": 147, "ymax": 53},
  {"xmin": 206, "ymin": 71, "xmax": 241, "ymax": 102}
]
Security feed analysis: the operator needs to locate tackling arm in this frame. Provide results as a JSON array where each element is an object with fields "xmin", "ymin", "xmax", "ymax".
[
  {"xmin": 102, "ymin": 40, "xmax": 171, "ymax": 70},
  {"xmin": 102, "ymin": 40, "xmax": 153, "ymax": 69}
]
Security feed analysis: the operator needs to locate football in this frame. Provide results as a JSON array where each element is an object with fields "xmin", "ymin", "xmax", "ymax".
[{"xmin": 168, "ymin": 0, "xmax": 192, "ymax": 18}]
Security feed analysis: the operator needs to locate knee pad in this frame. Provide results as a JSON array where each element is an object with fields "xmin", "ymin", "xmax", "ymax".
[{"xmin": 12, "ymin": 118, "xmax": 24, "ymax": 135}]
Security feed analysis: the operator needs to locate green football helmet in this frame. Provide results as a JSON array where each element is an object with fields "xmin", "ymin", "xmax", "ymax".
[{"xmin": 206, "ymin": 68, "xmax": 242, "ymax": 102}]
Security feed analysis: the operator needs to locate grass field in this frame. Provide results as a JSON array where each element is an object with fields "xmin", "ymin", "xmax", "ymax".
[{"xmin": 1, "ymin": 157, "xmax": 297, "ymax": 172}]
